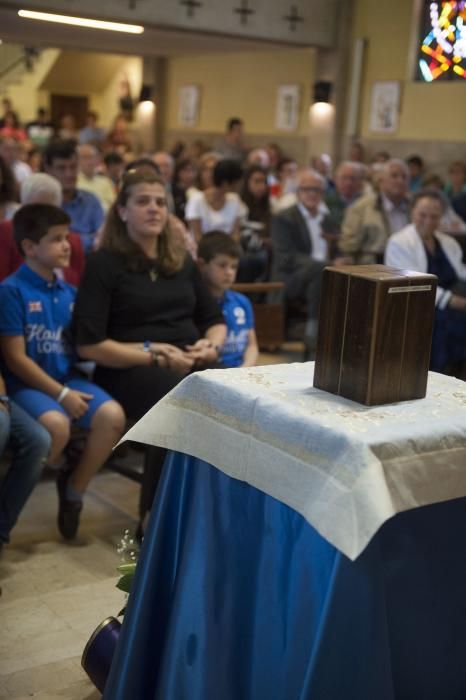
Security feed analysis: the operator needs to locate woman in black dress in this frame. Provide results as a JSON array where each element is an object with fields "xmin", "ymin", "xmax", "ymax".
[{"xmin": 73, "ymin": 170, "xmax": 225, "ymax": 520}]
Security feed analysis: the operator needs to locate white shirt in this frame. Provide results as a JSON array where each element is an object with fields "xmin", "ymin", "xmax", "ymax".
[
  {"xmin": 185, "ymin": 191, "xmax": 246, "ymax": 235},
  {"xmin": 385, "ymin": 223, "xmax": 466, "ymax": 308},
  {"xmin": 381, "ymin": 193, "xmax": 409, "ymax": 234},
  {"xmin": 297, "ymin": 201, "xmax": 329, "ymax": 262},
  {"xmin": 77, "ymin": 172, "xmax": 116, "ymax": 212}
]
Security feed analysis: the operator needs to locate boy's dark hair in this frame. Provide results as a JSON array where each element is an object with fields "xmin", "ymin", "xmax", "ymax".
[
  {"xmin": 213, "ymin": 159, "xmax": 243, "ymax": 187},
  {"xmin": 43, "ymin": 139, "xmax": 77, "ymax": 167},
  {"xmin": 197, "ymin": 231, "xmax": 241, "ymax": 262},
  {"xmin": 13, "ymin": 204, "xmax": 71, "ymax": 255},
  {"xmin": 227, "ymin": 117, "xmax": 243, "ymax": 132}
]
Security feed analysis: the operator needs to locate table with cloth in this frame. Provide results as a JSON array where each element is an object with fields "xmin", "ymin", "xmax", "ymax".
[{"xmin": 103, "ymin": 363, "xmax": 466, "ymax": 700}]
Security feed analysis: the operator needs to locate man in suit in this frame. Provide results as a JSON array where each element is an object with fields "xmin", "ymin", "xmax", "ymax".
[{"xmin": 271, "ymin": 169, "xmax": 330, "ymax": 356}]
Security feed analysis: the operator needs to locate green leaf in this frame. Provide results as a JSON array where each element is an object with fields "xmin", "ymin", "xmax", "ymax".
[
  {"xmin": 117, "ymin": 563, "xmax": 137, "ymax": 575},
  {"xmin": 116, "ymin": 573, "xmax": 134, "ymax": 594}
]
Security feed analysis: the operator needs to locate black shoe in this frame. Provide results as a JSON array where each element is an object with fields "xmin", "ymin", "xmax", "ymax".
[{"xmin": 56, "ymin": 469, "xmax": 82, "ymax": 540}]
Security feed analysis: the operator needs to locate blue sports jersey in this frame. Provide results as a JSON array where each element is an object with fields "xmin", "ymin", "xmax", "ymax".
[
  {"xmin": 220, "ymin": 290, "xmax": 254, "ymax": 368},
  {"xmin": 0, "ymin": 264, "xmax": 77, "ymax": 393}
]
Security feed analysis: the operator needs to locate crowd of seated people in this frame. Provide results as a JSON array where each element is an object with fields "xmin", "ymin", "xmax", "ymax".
[{"xmin": 0, "ymin": 100, "xmax": 465, "ymax": 549}]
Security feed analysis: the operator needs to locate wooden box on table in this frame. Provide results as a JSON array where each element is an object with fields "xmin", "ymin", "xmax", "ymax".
[{"xmin": 313, "ymin": 265, "xmax": 437, "ymax": 406}]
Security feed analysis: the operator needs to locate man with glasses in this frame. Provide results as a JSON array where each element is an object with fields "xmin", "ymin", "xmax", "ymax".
[{"xmin": 271, "ymin": 169, "xmax": 331, "ymax": 358}]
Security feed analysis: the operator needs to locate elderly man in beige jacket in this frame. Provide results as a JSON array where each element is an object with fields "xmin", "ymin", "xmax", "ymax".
[{"xmin": 338, "ymin": 159, "xmax": 410, "ymax": 264}]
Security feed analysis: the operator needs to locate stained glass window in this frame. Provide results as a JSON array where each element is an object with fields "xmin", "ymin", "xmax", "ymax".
[{"xmin": 417, "ymin": 1, "xmax": 466, "ymax": 81}]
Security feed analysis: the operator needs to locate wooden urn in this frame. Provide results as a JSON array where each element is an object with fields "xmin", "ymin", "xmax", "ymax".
[{"xmin": 313, "ymin": 265, "xmax": 437, "ymax": 405}]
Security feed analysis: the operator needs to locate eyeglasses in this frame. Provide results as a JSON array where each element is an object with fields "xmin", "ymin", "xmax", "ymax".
[{"xmin": 298, "ymin": 186, "xmax": 325, "ymax": 194}]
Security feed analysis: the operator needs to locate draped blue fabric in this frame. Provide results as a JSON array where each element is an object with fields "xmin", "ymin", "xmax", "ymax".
[{"xmin": 104, "ymin": 451, "xmax": 466, "ymax": 700}]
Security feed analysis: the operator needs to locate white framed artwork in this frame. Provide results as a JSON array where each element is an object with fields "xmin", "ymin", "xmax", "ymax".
[
  {"xmin": 178, "ymin": 85, "xmax": 200, "ymax": 127},
  {"xmin": 369, "ymin": 81, "xmax": 401, "ymax": 133},
  {"xmin": 275, "ymin": 84, "xmax": 301, "ymax": 131}
]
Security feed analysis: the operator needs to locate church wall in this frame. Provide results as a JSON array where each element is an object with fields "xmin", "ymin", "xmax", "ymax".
[
  {"xmin": 349, "ymin": 0, "xmax": 466, "ymax": 170},
  {"xmin": 163, "ymin": 48, "xmax": 315, "ymax": 163}
]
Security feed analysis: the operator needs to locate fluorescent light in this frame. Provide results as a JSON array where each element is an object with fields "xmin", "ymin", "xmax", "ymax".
[{"xmin": 18, "ymin": 9, "xmax": 144, "ymax": 34}]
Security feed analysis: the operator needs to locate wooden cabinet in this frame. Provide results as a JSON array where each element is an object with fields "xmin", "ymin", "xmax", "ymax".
[{"xmin": 313, "ymin": 265, "xmax": 437, "ymax": 405}]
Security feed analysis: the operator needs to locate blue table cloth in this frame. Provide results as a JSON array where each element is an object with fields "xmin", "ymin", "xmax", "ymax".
[
  {"xmin": 119, "ymin": 364, "xmax": 466, "ymax": 560},
  {"xmin": 104, "ymin": 451, "xmax": 466, "ymax": 700}
]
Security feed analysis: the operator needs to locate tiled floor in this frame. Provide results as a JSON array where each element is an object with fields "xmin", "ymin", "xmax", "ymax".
[
  {"xmin": 0, "ymin": 469, "xmax": 140, "ymax": 700},
  {"xmin": 0, "ymin": 349, "xmax": 302, "ymax": 699}
]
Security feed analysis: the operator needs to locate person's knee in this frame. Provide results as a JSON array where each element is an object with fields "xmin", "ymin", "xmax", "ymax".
[
  {"xmin": 39, "ymin": 411, "xmax": 71, "ymax": 450},
  {"xmin": 34, "ymin": 423, "xmax": 52, "ymax": 460},
  {"xmin": 92, "ymin": 401, "xmax": 126, "ymax": 436},
  {"xmin": 24, "ymin": 421, "xmax": 52, "ymax": 462}
]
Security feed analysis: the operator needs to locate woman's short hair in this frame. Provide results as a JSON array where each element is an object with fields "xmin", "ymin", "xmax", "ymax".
[
  {"xmin": 20, "ymin": 173, "xmax": 62, "ymax": 206},
  {"xmin": 101, "ymin": 170, "xmax": 185, "ymax": 275},
  {"xmin": 124, "ymin": 157, "xmax": 159, "ymax": 175},
  {"xmin": 410, "ymin": 187, "xmax": 448, "ymax": 214},
  {"xmin": 213, "ymin": 159, "xmax": 243, "ymax": 188}
]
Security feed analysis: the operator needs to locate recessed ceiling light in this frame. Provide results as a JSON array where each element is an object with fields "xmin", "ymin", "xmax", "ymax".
[{"xmin": 18, "ymin": 9, "xmax": 144, "ymax": 34}]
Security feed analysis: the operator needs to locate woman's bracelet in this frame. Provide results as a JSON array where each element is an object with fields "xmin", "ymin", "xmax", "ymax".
[
  {"xmin": 57, "ymin": 386, "xmax": 70, "ymax": 404},
  {"xmin": 142, "ymin": 340, "xmax": 158, "ymax": 366}
]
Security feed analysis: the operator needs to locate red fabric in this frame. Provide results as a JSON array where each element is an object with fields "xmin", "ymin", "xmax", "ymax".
[{"xmin": 0, "ymin": 221, "xmax": 86, "ymax": 286}]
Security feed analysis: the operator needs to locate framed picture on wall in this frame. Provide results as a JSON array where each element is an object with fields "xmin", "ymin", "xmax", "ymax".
[
  {"xmin": 178, "ymin": 85, "xmax": 200, "ymax": 127},
  {"xmin": 369, "ymin": 81, "xmax": 401, "ymax": 133},
  {"xmin": 275, "ymin": 84, "xmax": 301, "ymax": 131}
]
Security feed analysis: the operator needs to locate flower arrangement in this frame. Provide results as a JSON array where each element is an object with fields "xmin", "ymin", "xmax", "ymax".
[
  {"xmin": 81, "ymin": 529, "xmax": 140, "ymax": 692},
  {"xmin": 115, "ymin": 529, "xmax": 140, "ymax": 615}
]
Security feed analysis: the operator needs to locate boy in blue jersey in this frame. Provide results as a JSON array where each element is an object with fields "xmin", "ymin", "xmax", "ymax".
[
  {"xmin": 0, "ymin": 204, "xmax": 125, "ymax": 540},
  {"xmin": 198, "ymin": 231, "xmax": 259, "ymax": 367}
]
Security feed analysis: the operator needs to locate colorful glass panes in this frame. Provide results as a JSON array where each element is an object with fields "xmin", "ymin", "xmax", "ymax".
[{"xmin": 418, "ymin": 1, "xmax": 466, "ymax": 81}]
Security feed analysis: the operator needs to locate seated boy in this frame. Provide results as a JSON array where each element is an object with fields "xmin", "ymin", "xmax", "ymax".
[
  {"xmin": 0, "ymin": 369, "xmax": 51, "ymax": 550},
  {"xmin": 198, "ymin": 231, "xmax": 259, "ymax": 367},
  {"xmin": 0, "ymin": 204, "xmax": 125, "ymax": 540}
]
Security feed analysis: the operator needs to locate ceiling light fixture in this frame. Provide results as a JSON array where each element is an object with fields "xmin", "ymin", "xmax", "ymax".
[{"xmin": 18, "ymin": 9, "xmax": 144, "ymax": 34}]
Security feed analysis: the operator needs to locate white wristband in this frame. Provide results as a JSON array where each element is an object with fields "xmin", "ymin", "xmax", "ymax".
[{"xmin": 57, "ymin": 386, "xmax": 70, "ymax": 404}]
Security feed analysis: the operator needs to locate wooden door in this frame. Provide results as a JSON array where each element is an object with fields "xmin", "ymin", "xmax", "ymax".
[{"xmin": 51, "ymin": 94, "xmax": 89, "ymax": 130}]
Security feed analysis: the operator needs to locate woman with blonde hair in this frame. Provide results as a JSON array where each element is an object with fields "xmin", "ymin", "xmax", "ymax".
[{"xmin": 73, "ymin": 170, "xmax": 225, "ymax": 522}]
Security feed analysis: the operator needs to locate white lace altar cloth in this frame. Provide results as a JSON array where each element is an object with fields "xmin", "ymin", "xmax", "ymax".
[{"xmin": 121, "ymin": 363, "xmax": 466, "ymax": 560}]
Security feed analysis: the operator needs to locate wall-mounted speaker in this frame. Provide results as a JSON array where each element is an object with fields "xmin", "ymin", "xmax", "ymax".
[{"xmin": 313, "ymin": 81, "xmax": 333, "ymax": 103}]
